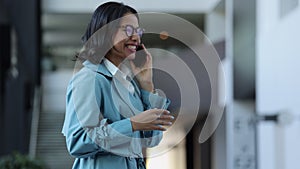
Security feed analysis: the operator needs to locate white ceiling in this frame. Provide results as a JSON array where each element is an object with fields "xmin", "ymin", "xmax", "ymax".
[
  {"xmin": 42, "ymin": 13, "xmax": 205, "ymax": 46},
  {"xmin": 41, "ymin": 0, "xmax": 222, "ymax": 53},
  {"xmin": 42, "ymin": 0, "xmax": 221, "ymax": 14}
]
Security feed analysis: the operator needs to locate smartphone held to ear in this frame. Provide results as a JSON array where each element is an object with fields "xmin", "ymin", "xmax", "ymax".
[{"xmin": 133, "ymin": 44, "xmax": 147, "ymax": 67}]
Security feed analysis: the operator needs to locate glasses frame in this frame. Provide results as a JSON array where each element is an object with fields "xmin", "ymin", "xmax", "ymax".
[{"xmin": 119, "ymin": 25, "xmax": 145, "ymax": 38}]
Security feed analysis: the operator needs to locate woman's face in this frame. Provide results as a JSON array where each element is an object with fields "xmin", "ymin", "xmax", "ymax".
[{"xmin": 110, "ymin": 13, "xmax": 141, "ymax": 62}]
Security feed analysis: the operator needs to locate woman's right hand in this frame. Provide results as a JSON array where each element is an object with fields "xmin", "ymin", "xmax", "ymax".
[{"xmin": 130, "ymin": 109, "xmax": 174, "ymax": 131}]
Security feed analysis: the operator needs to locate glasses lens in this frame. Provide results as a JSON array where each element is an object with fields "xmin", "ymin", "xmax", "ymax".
[
  {"xmin": 123, "ymin": 25, "xmax": 144, "ymax": 37},
  {"xmin": 136, "ymin": 28, "xmax": 144, "ymax": 37},
  {"xmin": 125, "ymin": 25, "xmax": 134, "ymax": 36}
]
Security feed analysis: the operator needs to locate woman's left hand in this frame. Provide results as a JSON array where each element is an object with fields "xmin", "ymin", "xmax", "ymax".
[{"xmin": 130, "ymin": 44, "xmax": 154, "ymax": 92}]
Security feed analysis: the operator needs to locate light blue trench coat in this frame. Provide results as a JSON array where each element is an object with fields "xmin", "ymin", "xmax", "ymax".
[{"xmin": 62, "ymin": 60, "xmax": 170, "ymax": 169}]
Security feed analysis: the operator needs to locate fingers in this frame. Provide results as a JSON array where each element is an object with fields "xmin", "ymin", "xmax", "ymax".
[
  {"xmin": 154, "ymin": 114, "xmax": 174, "ymax": 126},
  {"xmin": 153, "ymin": 109, "xmax": 174, "ymax": 128},
  {"xmin": 141, "ymin": 44, "xmax": 152, "ymax": 65},
  {"xmin": 156, "ymin": 110, "xmax": 173, "ymax": 118},
  {"xmin": 155, "ymin": 109, "xmax": 170, "ymax": 115},
  {"xmin": 158, "ymin": 114, "xmax": 174, "ymax": 121},
  {"xmin": 131, "ymin": 109, "xmax": 174, "ymax": 131},
  {"xmin": 146, "ymin": 109, "xmax": 174, "ymax": 124},
  {"xmin": 154, "ymin": 119, "xmax": 172, "ymax": 126},
  {"xmin": 141, "ymin": 44, "xmax": 150, "ymax": 56},
  {"xmin": 151, "ymin": 125, "xmax": 166, "ymax": 131}
]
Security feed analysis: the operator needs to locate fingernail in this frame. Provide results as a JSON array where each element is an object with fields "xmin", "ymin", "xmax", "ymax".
[{"xmin": 159, "ymin": 125, "xmax": 166, "ymax": 131}]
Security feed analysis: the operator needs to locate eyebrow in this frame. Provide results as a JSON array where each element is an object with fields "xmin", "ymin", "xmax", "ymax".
[{"xmin": 120, "ymin": 24, "xmax": 140, "ymax": 28}]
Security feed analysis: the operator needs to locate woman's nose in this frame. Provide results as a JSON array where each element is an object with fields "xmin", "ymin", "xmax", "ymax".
[{"xmin": 130, "ymin": 33, "xmax": 140, "ymax": 43}]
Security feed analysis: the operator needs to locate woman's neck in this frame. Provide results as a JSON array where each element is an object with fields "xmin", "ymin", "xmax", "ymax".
[
  {"xmin": 105, "ymin": 55, "xmax": 132, "ymax": 71},
  {"xmin": 105, "ymin": 52, "xmax": 125, "ymax": 67}
]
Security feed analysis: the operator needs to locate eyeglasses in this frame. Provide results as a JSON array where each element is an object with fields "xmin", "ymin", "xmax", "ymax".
[{"xmin": 119, "ymin": 25, "xmax": 145, "ymax": 38}]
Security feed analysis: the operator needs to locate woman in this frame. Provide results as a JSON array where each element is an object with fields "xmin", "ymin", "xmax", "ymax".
[{"xmin": 62, "ymin": 2, "xmax": 173, "ymax": 169}]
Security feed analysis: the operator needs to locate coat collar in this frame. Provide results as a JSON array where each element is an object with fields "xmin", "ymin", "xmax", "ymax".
[{"xmin": 82, "ymin": 60, "xmax": 112, "ymax": 78}]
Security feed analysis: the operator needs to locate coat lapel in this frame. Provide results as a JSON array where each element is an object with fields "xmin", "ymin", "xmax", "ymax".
[
  {"xmin": 83, "ymin": 60, "xmax": 141, "ymax": 118},
  {"xmin": 112, "ymin": 72, "xmax": 140, "ymax": 118}
]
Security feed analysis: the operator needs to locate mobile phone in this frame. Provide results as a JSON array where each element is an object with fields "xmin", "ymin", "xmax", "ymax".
[{"xmin": 133, "ymin": 44, "xmax": 147, "ymax": 67}]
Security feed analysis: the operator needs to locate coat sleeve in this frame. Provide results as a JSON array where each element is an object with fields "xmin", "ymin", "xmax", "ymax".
[
  {"xmin": 139, "ymin": 89, "xmax": 171, "ymax": 148},
  {"xmin": 140, "ymin": 89, "xmax": 171, "ymax": 110},
  {"xmin": 62, "ymin": 70, "xmax": 138, "ymax": 158}
]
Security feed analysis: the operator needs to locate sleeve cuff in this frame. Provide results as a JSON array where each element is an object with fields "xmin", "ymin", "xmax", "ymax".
[
  {"xmin": 140, "ymin": 89, "xmax": 171, "ymax": 109},
  {"xmin": 109, "ymin": 118, "xmax": 133, "ymax": 137}
]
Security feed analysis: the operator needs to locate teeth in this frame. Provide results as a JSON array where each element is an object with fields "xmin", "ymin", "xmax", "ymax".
[{"xmin": 127, "ymin": 45, "xmax": 136, "ymax": 50}]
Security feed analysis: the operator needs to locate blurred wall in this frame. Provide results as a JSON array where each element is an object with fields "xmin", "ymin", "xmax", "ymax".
[
  {"xmin": 256, "ymin": 0, "xmax": 300, "ymax": 169},
  {"xmin": 0, "ymin": 0, "xmax": 10, "ymax": 154},
  {"xmin": 0, "ymin": 0, "xmax": 40, "ymax": 156}
]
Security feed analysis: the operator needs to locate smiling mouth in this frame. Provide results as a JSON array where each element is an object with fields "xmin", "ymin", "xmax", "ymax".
[{"xmin": 126, "ymin": 45, "xmax": 137, "ymax": 52}]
